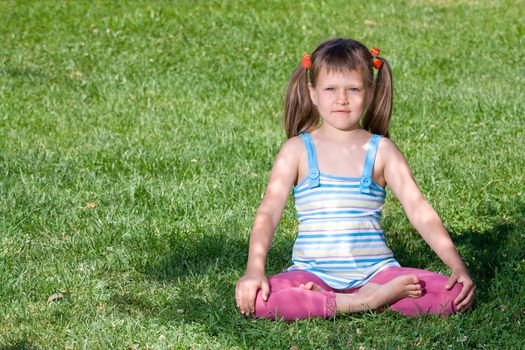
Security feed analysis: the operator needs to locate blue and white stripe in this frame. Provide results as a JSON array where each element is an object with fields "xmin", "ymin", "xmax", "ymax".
[{"xmin": 285, "ymin": 132, "xmax": 400, "ymax": 289}]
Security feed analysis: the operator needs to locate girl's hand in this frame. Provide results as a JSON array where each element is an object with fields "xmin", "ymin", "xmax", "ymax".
[
  {"xmin": 446, "ymin": 268, "xmax": 476, "ymax": 311},
  {"xmin": 235, "ymin": 272, "xmax": 270, "ymax": 316}
]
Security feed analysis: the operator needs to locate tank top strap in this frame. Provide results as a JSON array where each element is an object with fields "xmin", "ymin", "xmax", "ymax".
[
  {"xmin": 360, "ymin": 134, "xmax": 383, "ymax": 194},
  {"xmin": 299, "ymin": 132, "xmax": 320, "ymax": 188}
]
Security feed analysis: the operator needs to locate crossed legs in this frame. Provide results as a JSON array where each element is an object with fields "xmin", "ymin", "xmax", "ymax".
[{"xmin": 254, "ymin": 267, "xmax": 463, "ymax": 321}]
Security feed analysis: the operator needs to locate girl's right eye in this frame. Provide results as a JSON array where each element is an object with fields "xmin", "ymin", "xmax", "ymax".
[{"xmin": 325, "ymin": 87, "xmax": 334, "ymax": 91}]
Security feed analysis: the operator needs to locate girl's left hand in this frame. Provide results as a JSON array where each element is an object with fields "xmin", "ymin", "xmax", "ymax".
[{"xmin": 446, "ymin": 268, "xmax": 476, "ymax": 311}]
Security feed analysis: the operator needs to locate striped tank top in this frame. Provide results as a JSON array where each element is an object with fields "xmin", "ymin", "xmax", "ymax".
[{"xmin": 285, "ymin": 132, "xmax": 400, "ymax": 289}]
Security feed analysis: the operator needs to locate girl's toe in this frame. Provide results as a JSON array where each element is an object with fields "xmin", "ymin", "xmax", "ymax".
[
  {"xmin": 406, "ymin": 274, "xmax": 420, "ymax": 284},
  {"xmin": 407, "ymin": 283, "xmax": 421, "ymax": 291},
  {"xmin": 408, "ymin": 290, "xmax": 422, "ymax": 298}
]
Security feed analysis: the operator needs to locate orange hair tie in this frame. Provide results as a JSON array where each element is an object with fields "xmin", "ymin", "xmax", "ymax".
[
  {"xmin": 301, "ymin": 54, "xmax": 312, "ymax": 69},
  {"xmin": 370, "ymin": 47, "xmax": 382, "ymax": 69}
]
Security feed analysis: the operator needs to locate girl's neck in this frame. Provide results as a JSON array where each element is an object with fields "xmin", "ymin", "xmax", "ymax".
[{"xmin": 314, "ymin": 124, "xmax": 365, "ymax": 144}]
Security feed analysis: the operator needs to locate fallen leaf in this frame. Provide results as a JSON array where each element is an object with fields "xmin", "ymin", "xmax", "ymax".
[
  {"xmin": 69, "ymin": 71, "xmax": 84, "ymax": 79},
  {"xmin": 47, "ymin": 292, "xmax": 64, "ymax": 302},
  {"xmin": 84, "ymin": 202, "xmax": 96, "ymax": 209},
  {"xmin": 364, "ymin": 19, "xmax": 377, "ymax": 26}
]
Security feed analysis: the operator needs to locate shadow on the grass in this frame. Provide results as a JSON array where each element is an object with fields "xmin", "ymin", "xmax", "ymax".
[
  {"xmin": 0, "ymin": 68, "xmax": 49, "ymax": 80},
  {"xmin": 452, "ymin": 221, "xmax": 520, "ymax": 286},
  {"xmin": 0, "ymin": 342, "xmax": 43, "ymax": 350},
  {"xmin": 115, "ymin": 201, "xmax": 524, "ymax": 342},
  {"xmin": 391, "ymin": 201, "xmax": 525, "ymax": 304},
  {"xmin": 142, "ymin": 228, "xmax": 291, "ymax": 281},
  {"xmin": 108, "ymin": 227, "xmax": 295, "ymax": 344}
]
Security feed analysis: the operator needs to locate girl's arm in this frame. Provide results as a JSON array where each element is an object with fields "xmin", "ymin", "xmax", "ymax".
[
  {"xmin": 235, "ymin": 137, "xmax": 300, "ymax": 316},
  {"xmin": 379, "ymin": 138, "xmax": 476, "ymax": 311}
]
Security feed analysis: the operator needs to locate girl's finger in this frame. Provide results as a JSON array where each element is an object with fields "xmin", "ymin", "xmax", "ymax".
[
  {"xmin": 445, "ymin": 274, "xmax": 458, "ymax": 290},
  {"xmin": 459, "ymin": 295, "xmax": 474, "ymax": 311},
  {"xmin": 457, "ymin": 289, "xmax": 474, "ymax": 311},
  {"xmin": 463, "ymin": 289, "xmax": 476, "ymax": 309},
  {"xmin": 247, "ymin": 289, "xmax": 257, "ymax": 315},
  {"xmin": 261, "ymin": 280, "xmax": 271, "ymax": 301},
  {"xmin": 453, "ymin": 282, "xmax": 470, "ymax": 306},
  {"xmin": 457, "ymin": 286, "xmax": 476, "ymax": 311},
  {"xmin": 238, "ymin": 288, "xmax": 246, "ymax": 314},
  {"xmin": 241, "ymin": 288, "xmax": 252, "ymax": 315},
  {"xmin": 235, "ymin": 285, "xmax": 242, "ymax": 309}
]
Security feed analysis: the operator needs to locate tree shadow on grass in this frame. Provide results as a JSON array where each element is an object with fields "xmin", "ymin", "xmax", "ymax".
[
  {"xmin": 110, "ymin": 202, "xmax": 524, "ymax": 348},
  {"xmin": 452, "ymin": 221, "xmax": 522, "ymax": 287},
  {"xmin": 0, "ymin": 341, "xmax": 42, "ymax": 350},
  {"xmin": 109, "ymin": 227, "xmax": 296, "ymax": 347},
  {"xmin": 0, "ymin": 68, "xmax": 49, "ymax": 80},
  {"xmin": 388, "ymin": 201, "xmax": 525, "ymax": 304},
  {"xmin": 142, "ymin": 228, "xmax": 292, "ymax": 282}
]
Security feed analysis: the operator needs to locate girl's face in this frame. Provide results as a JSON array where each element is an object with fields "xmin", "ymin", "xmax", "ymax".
[{"xmin": 308, "ymin": 68, "xmax": 368, "ymax": 132}]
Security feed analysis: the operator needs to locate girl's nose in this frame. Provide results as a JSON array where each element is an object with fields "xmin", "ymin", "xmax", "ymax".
[{"xmin": 336, "ymin": 91, "xmax": 348, "ymax": 104}]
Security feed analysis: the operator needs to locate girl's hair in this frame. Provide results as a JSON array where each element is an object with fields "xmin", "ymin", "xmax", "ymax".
[{"xmin": 284, "ymin": 38, "xmax": 393, "ymax": 138}]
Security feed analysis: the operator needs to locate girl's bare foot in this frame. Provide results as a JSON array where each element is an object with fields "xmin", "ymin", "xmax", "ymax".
[
  {"xmin": 339, "ymin": 274, "xmax": 421, "ymax": 312},
  {"xmin": 299, "ymin": 275, "xmax": 421, "ymax": 313}
]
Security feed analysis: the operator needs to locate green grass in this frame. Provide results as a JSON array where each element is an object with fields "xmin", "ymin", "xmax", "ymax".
[{"xmin": 1, "ymin": 0, "xmax": 524, "ymax": 349}]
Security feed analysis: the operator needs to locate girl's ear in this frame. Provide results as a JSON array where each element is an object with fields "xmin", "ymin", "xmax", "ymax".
[{"xmin": 307, "ymin": 82, "xmax": 318, "ymax": 106}]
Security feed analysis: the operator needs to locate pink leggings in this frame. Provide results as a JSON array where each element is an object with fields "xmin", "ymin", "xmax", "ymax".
[{"xmin": 254, "ymin": 267, "xmax": 462, "ymax": 321}]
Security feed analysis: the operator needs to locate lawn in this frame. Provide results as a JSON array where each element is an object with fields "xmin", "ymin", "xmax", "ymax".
[{"xmin": 0, "ymin": 0, "xmax": 524, "ymax": 349}]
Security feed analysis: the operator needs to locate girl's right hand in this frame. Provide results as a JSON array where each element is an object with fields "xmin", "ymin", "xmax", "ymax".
[{"xmin": 235, "ymin": 272, "xmax": 270, "ymax": 316}]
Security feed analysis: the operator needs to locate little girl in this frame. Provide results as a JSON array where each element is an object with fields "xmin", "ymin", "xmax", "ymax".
[{"xmin": 235, "ymin": 38, "xmax": 476, "ymax": 321}]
